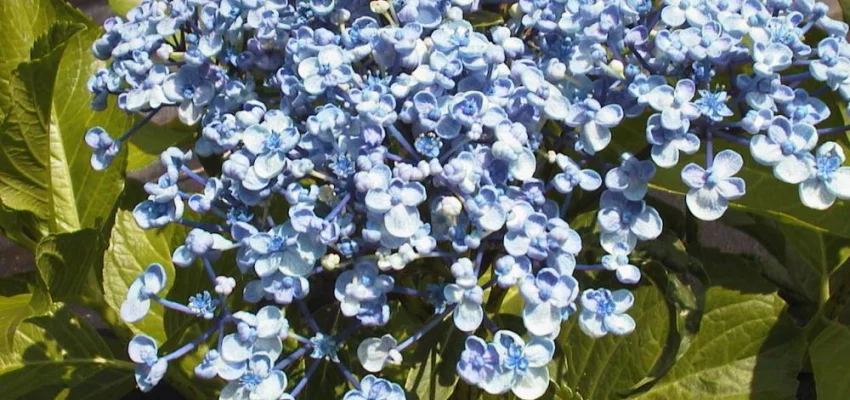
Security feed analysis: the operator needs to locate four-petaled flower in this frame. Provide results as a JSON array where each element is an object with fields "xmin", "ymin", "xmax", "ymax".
[
  {"xmin": 681, "ymin": 150, "xmax": 747, "ymax": 221},
  {"xmin": 578, "ymin": 288, "xmax": 636, "ymax": 338}
]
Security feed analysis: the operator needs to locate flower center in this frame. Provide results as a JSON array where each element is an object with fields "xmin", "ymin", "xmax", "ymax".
[{"xmin": 240, "ymin": 372, "xmax": 264, "ymax": 391}]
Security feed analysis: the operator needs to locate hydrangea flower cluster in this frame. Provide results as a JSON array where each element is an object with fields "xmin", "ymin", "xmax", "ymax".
[{"xmin": 85, "ymin": 0, "xmax": 850, "ymax": 397}]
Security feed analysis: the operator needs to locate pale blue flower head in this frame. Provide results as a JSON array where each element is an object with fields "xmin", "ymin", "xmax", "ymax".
[
  {"xmin": 444, "ymin": 257, "xmax": 484, "ymax": 332},
  {"xmin": 810, "ymin": 37, "xmax": 850, "ymax": 88},
  {"xmin": 750, "ymin": 115, "xmax": 818, "ymax": 184},
  {"xmin": 120, "ymin": 263, "xmax": 167, "ymax": 322},
  {"xmin": 173, "ymin": 229, "xmax": 233, "ymax": 267},
  {"xmin": 678, "ymin": 21, "xmax": 734, "ymax": 61},
  {"xmin": 661, "ymin": 0, "xmax": 709, "ymax": 27},
  {"xmin": 736, "ymin": 73, "xmax": 794, "ymax": 110},
  {"xmin": 219, "ymin": 354, "xmax": 287, "ymax": 400},
  {"xmin": 220, "ymin": 308, "xmax": 286, "ymax": 364},
  {"xmin": 645, "ymin": 79, "xmax": 701, "ymax": 130},
  {"xmin": 188, "ymin": 291, "xmax": 218, "ymax": 319},
  {"xmin": 128, "ymin": 335, "xmax": 168, "ymax": 392},
  {"xmin": 85, "ymin": 127, "xmax": 122, "ymax": 171},
  {"xmin": 605, "ymin": 153, "xmax": 656, "ymax": 201},
  {"xmin": 552, "ymin": 154, "xmax": 603, "ymax": 194},
  {"xmin": 681, "ymin": 150, "xmax": 747, "ymax": 221},
  {"xmin": 578, "ymin": 288, "xmax": 636, "ymax": 338},
  {"xmin": 597, "ymin": 191, "xmax": 663, "ymax": 253},
  {"xmin": 297, "ymin": 45, "xmax": 353, "ymax": 95},
  {"xmin": 695, "ymin": 90, "xmax": 734, "ymax": 123},
  {"xmin": 457, "ymin": 336, "xmax": 501, "ymax": 389},
  {"xmin": 343, "ymin": 375, "xmax": 406, "ymax": 400},
  {"xmin": 246, "ymin": 222, "xmax": 327, "ymax": 277},
  {"xmin": 781, "ymin": 89, "xmax": 830, "ymax": 125},
  {"xmin": 365, "ymin": 178, "xmax": 426, "ymax": 239},
  {"xmin": 310, "ymin": 332, "xmax": 340, "ymax": 361},
  {"xmin": 799, "ymin": 142, "xmax": 850, "ymax": 210},
  {"xmin": 334, "ymin": 260, "xmax": 394, "ymax": 325},
  {"xmin": 519, "ymin": 268, "xmax": 579, "ymax": 336},
  {"xmin": 255, "ymin": 272, "xmax": 309, "ymax": 304},
  {"xmin": 646, "ymin": 114, "xmax": 700, "ymax": 168},
  {"xmin": 242, "ymin": 112, "xmax": 300, "ymax": 179},
  {"xmin": 162, "ymin": 64, "xmax": 217, "ymax": 125},
  {"xmin": 487, "ymin": 331, "xmax": 554, "ymax": 400},
  {"xmin": 753, "ymin": 42, "xmax": 793, "ymax": 76},
  {"xmin": 601, "ymin": 242, "xmax": 641, "ymax": 284},
  {"xmin": 563, "ymin": 98, "xmax": 624, "ymax": 154},
  {"xmin": 357, "ymin": 334, "xmax": 402, "ymax": 373},
  {"xmin": 494, "ymin": 255, "xmax": 532, "ymax": 288}
]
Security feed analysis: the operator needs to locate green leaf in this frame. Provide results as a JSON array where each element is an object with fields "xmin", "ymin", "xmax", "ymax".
[
  {"xmin": 0, "ymin": 25, "xmax": 131, "ymax": 242},
  {"xmin": 102, "ymin": 207, "xmax": 220, "ymax": 399},
  {"xmin": 723, "ymin": 210, "xmax": 850, "ymax": 306},
  {"xmin": 612, "ymin": 91, "xmax": 850, "ymax": 237},
  {"xmin": 126, "ymin": 116, "xmax": 196, "ymax": 172},
  {"xmin": 632, "ymin": 249, "xmax": 805, "ymax": 400},
  {"xmin": 0, "ymin": 0, "xmax": 91, "ymax": 120},
  {"xmin": 550, "ymin": 266, "xmax": 677, "ymax": 399},
  {"xmin": 0, "ymin": 303, "xmax": 135, "ymax": 400},
  {"xmin": 108, "ymin": 0, "xmax": 142, "ymax": 16},
  {"xmin": 0, "ymin": 272, "xmax": 52, "ymax": 352},
  {"xmin": 404, "ymin": 318, "xmax": 463, "ymax": 400},
  {"xmin": 35, "ymin": 229, "xmax": 104, "ymax": 304},
  {"xmin": 467, "ymin": 10, "xmax": 504, "ymax": 29},
  {"xmin": 809, "ymin": 321, "xmax": 850, "ymax": 400}
]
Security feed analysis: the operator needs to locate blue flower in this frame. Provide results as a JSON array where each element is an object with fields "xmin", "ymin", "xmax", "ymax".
[
  {"xmin": 457, "ymin": 336, "xmax": 501, "ymax": 390},
  {"xmin": 334, "ymin": 260, "xmax": 394, "ymax": 326},
  {"xmin": 443, "ymin": 258, "xmax": 484, "ymax": 332},
  {"xmin": 173, "ymin": 229, "xmax": 234, "ymax": 267},
  {"xmin": 750, "ymin": 116, "xmax": 818, "ymax": 184},
  {"xmin": 645, "ymin": 114, "xmax": 700, "ymax": 168},
  {"xmin": 365, "ymin": 178, "xmax": 427, "ymax": 239},
  {"xmin": 371, "ymin": 24, "xmax": 423, "ymax": 69},
  {"xmin": 695, "ymin": 90, "xmax": 734, "ymax": 122},
  {"xmin": 578, "ymin": 288, "xmax": 636, "ymax": 338},
  {"xmin": 810, "ymin": 37, "xmax": 850, "ymax": 89},
  {"xmin": 563, "ymin": 98, "xmax": 624, "ymax": 154},
  {"xmin": 188, "ymin": 291, "xmax": 218, "ymax": 319},
  {"xmin": 736, "ymin": 73, "xmax": 794, "ymax": 110},
  {"xmin": 310, "ymin": 333, "xmax": 341, "ymax": 361},
  {"xmin": 241, "ymin": 111, "xmax": 300, "ymax": 179},
  {"xmin": 120, "ymin": 263, "xmax": 167, "ymax": 322},
  {"xmin": 411, "ymin": 51, "xmax": 463, "ymax": 90},
  {"xmin": 121, "ymin": 65, "xmax": 172, "ymax": 112},
  {"xmin": 660, "ymin": 0, "xmax": 709, "ymax": 27},
  {"xmin": 494, "ymin": 255, "xmax": 532, "ymax": 288},
  {"xmin": 343, "ymin": 375, "xmax": 406, "ymax": 400},
  {"xmin": 605, "ymin": 153, "xmax": 656, "ymax": 201},
  {"xmin": 519, "ymin": 268, "xmax": 579, "ymax": 336},
  {"xmin": 128, "ymin": 335, "xmax": 168, "ymax": 392},
  {"xmin": 298, "ymin": 45, "xmax": 354, "ymax": 95},
  {"xmin": 189, "ymin": 178, "xmax": 224, "ymax": 213},
  {"xmin": 681, "ymin": 150, "xmax": 747, "ymax": 221},
  {"xmin": 163, "ymin": 64, "xmax": 217, "ymax": 125},
  {"xmin": 552, "ymin": 154, "xmax": 602, "ymax": 194},
  {"xmin": 245, "ymin": 222, "xmax": 327, "ymax": 277},
  {"xmin": 438, "ymin": 91, "xmax": 506, "ymax": 140},
  {"xmin": 597, "ymin": 191, "xmax": 663, "ymax": 253},
  {"xmin": 465, "ymin": 186, "xmax": 508, "ymax": 233},
  {"xmin": 678, "ymin": 21, "xmax": 734, "ymax": 61},
  {"xmin": 221, "ymin": 307, "xmax": 286, "ymax": 364},
  {"xmin": 492, "ymin": 121, "xmax": 537, "ymax": 181},
  {"xmin": 752, "ymin": 43, "xmax": 793, "ymax": 76},
  {"xmin": 219, "ymin": 354, "xmax": 288, "ymax": 400},
  {"xmin": 645, "ymin": 79, "xmax": 701, "ymax": 130},
  {"xmin": 601, "ymin": 243, "xmax": 641, "ymax": 284},
  {"xmin": 487, "ymin": 331, "xmax": 555, "ymax": 400},
  {"xmin": 254, "ymin": 272, "xmax": 309, "ymax": 304},
  {"xmin": 414, "ymin": 133, "xmax": 443, "ymax": 158},
  {"xmin": 781, "ymin": 89, "xmax": 830, "ymax": 125},
  {"xmin": 85, "ymin": 127, "xmax": 122, "ymax": 170},
  {"xmin": 799, "ymin": 142, "xmax": 850, "ymax": 210},
  {"xmin": 357, "ymin": 335, "xmax": 402, "ymax": 372}
]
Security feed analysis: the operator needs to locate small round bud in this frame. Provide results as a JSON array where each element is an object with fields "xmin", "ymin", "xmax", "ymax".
[
  {"xmin": 321, "ymin": 253, "xmax": 341, "ymax": 271},
  {"xmin": 437, "ymin": 196, "xmax": 463, "ymax": 217},
  {"xmin": 370, "ymin": 0, "xmax": 390, "ymax": 14}
]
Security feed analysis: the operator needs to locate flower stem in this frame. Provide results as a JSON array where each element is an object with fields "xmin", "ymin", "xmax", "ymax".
[
  {"xmin": 163, "ymin": 324, "xmax": 218, "ymax": 361},
  {"xmin": 291, "ymin": 360, "xmax": 322, "ymax": 398},
  {"xmin": 395, "ymin": 306, "xmax": 453, "ymax": 352},
  {"xmin": 118, "ymin": 107, "xmax": 162, "ymax": 142},
  {"xmin": 275, "ymin": 345, "xmax": 311, "ymax": 370}
]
